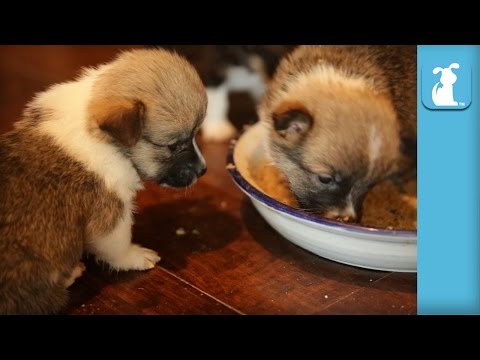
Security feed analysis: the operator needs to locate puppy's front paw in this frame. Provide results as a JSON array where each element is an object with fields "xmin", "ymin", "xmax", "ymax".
[
  {"xmin": 108, "ymin": 244, "xmax": 161, "ymax": 271},
  {"xmin": 64, "ymin": 262, "xmax": 86, "ymax": 288},
  {"xmin": 202, "ymin": 120, "xmax": 238, "ymax": 142}
]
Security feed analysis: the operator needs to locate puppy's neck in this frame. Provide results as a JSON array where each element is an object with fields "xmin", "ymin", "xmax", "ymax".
[{"xmin": 33, "ymin": 65, "xmax": 143, "ymax": 203}]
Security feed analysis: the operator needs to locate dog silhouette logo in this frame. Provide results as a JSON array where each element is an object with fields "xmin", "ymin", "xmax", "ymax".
[
  {"xmin": 422, "ymin": 58, "xmax": 471, "ymax": 110},
  {"xmin": 431, "ymin": 63, "xmax": 460, "ymax": 106},
  {"xmin": 421, "ymin": 46, "xmax": 472, "ymax": 111}
]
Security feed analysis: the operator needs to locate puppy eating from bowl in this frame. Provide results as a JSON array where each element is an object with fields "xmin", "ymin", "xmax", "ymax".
[
  {"xmin": 0, "ymin": 49, "xmax": 207, "ymax": 314},
  {"xmin": 259, "ymin": 45, "xmax": 416, "ymax": 223}
]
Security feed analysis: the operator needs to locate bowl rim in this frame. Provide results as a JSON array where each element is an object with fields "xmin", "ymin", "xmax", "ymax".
[{"xmin": 226, "ymin": 142, "xmax": 417, "ymax": 239}]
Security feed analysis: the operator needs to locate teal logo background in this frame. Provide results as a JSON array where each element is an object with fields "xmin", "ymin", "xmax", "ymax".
[{"xmin": 421, "ymin": 47, "xmax": 472, "ymax": 110}]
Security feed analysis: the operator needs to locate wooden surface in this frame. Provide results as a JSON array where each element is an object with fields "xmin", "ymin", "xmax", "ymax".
[{"xmin": 0, "ymin": 46, "xmax": 417, "ymax": 315}]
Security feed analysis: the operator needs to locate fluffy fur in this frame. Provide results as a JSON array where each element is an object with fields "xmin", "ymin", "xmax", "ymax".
[
  {"xmin": 259, "ymin": 45, "xmax": 417, "ymax": 221},
  {"xmin": 0, "ymin": 48, "xmax": 207, "ymax": 314}
]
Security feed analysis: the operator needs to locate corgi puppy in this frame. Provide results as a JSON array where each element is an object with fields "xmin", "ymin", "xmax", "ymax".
[
  {"xmin": 259, "ymin": 45, "xmax": 416, "ymax": 221},
  {"xmin": 0, "ymin": 48, "xmax": 208, "ymax": 314}
]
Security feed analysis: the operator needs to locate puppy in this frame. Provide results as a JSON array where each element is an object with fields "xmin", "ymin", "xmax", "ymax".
[
  {"xmin": 0, "ymin": 48, "xmax": 207, "ymax": 314},
  {"xmin": 259, "ymin": 45, "xmax": 416, "ymax": 221},
  {"xmin": 157, "ymin": 45, "xmax": 295, "ymax": 142}
]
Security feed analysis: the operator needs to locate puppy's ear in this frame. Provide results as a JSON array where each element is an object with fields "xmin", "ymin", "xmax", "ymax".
[
  {"xmin": 92, "ymin": 98, "xmax": 145, "ymax": 148},
  {"xmin": 272, "ymin": 108, "xmax": 313, "ymax": 142}
]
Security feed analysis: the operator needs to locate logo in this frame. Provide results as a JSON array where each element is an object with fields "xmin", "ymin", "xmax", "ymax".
[
  {"xmin": 422, "ymin": 59, "xmax": 471, "ymax": 110},
  {"xmin": 432, "ymin": 63, "xmax": 460, "ymax": 106}
]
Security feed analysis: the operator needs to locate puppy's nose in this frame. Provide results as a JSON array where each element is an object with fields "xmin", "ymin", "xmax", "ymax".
[
  {"xmin": 197, "ymin": 166, "xmax": 207, "ymax": 177},
  {"xmin": 341, "ymin": 204, "xmax": 358, "ymax": 222},
  {"xmin": 187, "ymin": 162, "xmax": 207, "ymax": 178}
]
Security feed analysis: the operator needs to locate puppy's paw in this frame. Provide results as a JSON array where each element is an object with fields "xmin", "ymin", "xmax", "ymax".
[
  {"xmin": 108, "ymin": 244, "xmax": 161, "ymax": 271},
  {"xmin": 202, "ymin": 120, "xmax": 238, "ymax": 142},
  {"xmin": 64, "ymin": 262, "xmax": 86, "ymax": 288}
]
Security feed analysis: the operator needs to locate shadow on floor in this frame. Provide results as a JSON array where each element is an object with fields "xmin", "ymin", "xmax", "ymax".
[
  {"xmin": 241, "ymin": 199, "xmax": 394, "ymax": 288},
  {"xmin": 134, "ymin": 197, "xmax": 242, "ymax": 270}
]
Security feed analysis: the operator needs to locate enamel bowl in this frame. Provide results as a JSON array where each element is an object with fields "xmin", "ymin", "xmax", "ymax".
[{"xmin": 227, "ymin": 123, "xmax": 417, "ymax": 272}]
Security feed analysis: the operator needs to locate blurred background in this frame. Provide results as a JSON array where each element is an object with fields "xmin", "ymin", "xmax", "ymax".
[{"xmin": 0, "ymin": 46, "xmax": 134, "ymax": 133}]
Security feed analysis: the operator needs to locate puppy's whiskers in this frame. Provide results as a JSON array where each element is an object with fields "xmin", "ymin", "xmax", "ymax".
[{"xmin": 183, "ymin": 182, "xmax": 195, "ymax": 198}]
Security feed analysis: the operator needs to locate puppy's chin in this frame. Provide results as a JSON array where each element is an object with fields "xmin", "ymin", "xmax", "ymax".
[
  {"xmin": 136, "ymin": 161, "xmax": 207, "ymax": 188},
  {"xmin": 155, "ymin": 171, "xmax": 198, "ymax": 188},
  {"xmin": 155, "ymin": 161, "xmax": 208, "ymax": 188}
]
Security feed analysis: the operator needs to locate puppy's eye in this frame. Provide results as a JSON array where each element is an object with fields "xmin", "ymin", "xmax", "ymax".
[
  {"xmin": 168, "ymin": 142, "xmax": 180, "ymax": 152},
  {"xmin": 318, "ymin": 175, "xmax": 334, "ymax": 185}
]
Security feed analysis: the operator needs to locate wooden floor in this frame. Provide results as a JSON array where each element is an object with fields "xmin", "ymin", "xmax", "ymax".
[{"xmin": 0, "ymin": 46, "xmax": 416, "ymax": 315}]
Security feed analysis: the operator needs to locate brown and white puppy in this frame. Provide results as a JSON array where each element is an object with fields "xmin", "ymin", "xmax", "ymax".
[
  {"xmin": 259, "ymin": 45, "xmax": 416, "ymax": 221},
  {"xmin": 0, "ymin": 49, "xmax": 207, "ymax": 314}
]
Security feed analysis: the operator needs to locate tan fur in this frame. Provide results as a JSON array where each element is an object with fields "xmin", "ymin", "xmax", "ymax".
[
  {"xmin": 273, "ymin": 101, "xmax": 309, "ymax": 116},
  {"xmin": 259, "ymin": 45, "xmax": 416, "ymax": 220},
  {"xmin": 273, "ymin": 81, "xmax": 400, "ymax": 178},
  {"xmin": 91, "ymin": 99, "xmax": 146, "ymax": 148},
  {"xmin": 90, "ymin": 49, "xmax": 207, "ymax": 143},
  {"xmin": 0, "ymin": 48, "xmax": 207, "ymax": 314}
]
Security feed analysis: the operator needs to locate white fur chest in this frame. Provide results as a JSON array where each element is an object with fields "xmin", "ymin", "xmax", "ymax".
[{"xmin": 35, "ymin": 67, "xmax": 143, "ymax": 204}]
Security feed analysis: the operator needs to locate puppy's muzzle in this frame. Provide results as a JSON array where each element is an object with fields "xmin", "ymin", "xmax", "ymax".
[
  {"xmin": 321, "ymin": 193, "xmax": 366, "ymax": 223},
  {"xmin": 159, "ymin": 145, "xmax": 207, "ymax": 188},
  {"xmin": 298, "ymin": 196, "xmax": 363, "ymax": 223},
  {"xmin": 194, "ymin": 163, "xmax": 207, "ymax": 177},
  {"xmin": 324, "ymin": 206, "xmax": 358, "ymax": 223}
]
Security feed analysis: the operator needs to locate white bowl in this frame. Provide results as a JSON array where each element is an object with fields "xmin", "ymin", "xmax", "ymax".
[{"xmin": 227, "ymin": 123, "xmax": 417, "ymax": 272}]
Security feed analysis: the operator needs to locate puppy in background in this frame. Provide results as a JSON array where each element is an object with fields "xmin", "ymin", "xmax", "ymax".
[
  {"xmin": 0, "ymin": 49, "xmax": 207, "ymax": 314},
  {"xmin": 157, "ymin": 45, "xmax": 295, "ymax": 142},
  {"xmin": 259, "ymin": 45, "xmax": 416, "ymax": 222}
]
